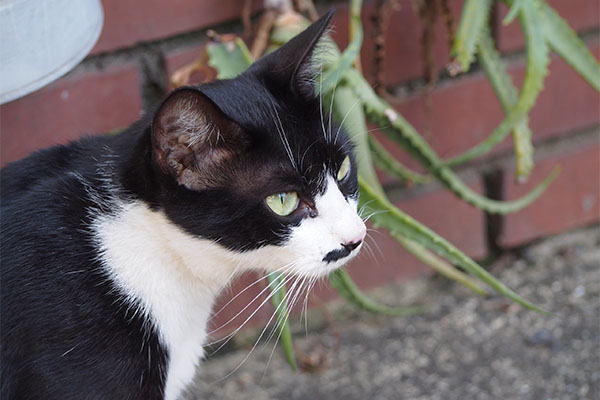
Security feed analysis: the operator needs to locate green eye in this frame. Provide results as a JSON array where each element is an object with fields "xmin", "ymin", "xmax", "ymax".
[
  {"xmin": 337, "ymin": 156, "xmax": 351, "ymax": 181},
  {"xmin": 266, "ymin": 191, "xmax": 299, "ymax": 216}
]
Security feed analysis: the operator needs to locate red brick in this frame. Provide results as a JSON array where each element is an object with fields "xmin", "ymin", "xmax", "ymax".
[
  {"xmin": 496, "ymin": 0, "xmax": 600, "ymax": 53},
  {"xmin": 1, "ymin": 63, "xmax": 141, "ymax": 165},
  {"xmin": 331, "ymin": 0, "xmax": 463, "ymax": 86},
  {"xmin": 382, "ymin": 41, "xmax": 600, "ymax": 165},
  {"xmin": 500, "ymin": 142, "xmax": 600, "ymax": 247},
  {"xmin": 92, "ymin": 0, "xmax": 261, "ymax": 54}
]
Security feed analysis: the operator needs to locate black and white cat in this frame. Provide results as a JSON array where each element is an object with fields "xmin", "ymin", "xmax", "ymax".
[{"xmin": 1, "ymin": 11, "xmax": 365, "ymax": 400}]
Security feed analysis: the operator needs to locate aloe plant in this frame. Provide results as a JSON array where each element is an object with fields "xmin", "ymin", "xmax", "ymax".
[{"xmin": 174, "ymin": 0, "xmax": 599, "ymax": 371}]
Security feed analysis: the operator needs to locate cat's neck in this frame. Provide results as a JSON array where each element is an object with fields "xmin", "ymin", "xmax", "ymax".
[{"xmin": 94, "ymin": 200, "xmax": 238, "ymax": 400}]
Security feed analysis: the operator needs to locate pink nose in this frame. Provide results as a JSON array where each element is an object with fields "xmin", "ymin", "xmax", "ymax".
[
  {"xmin": 343, "ymin": 230, "xmax": 366, "ymax": 251},
  {"xmin": 352, "ymin": 229, "xmax": 366, "ymax": 244}
]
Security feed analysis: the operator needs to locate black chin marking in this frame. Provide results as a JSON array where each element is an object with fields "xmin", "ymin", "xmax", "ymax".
[{"xmin": 322, "ymin": 246, "xmax": 351, "ymax": 263}]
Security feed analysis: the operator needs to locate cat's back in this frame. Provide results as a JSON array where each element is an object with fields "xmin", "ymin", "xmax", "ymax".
[
  {"xmin": 1, "ymin": 136, "xmax": 105, "ymax": 204},
  {"xmin": 0, "ymin": 133, "xmax": 167, "ymax": 400}
]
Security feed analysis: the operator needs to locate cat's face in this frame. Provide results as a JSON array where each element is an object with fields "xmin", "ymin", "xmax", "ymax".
[{"xmin": 151, "ymin": 11, "xmax": 365, "ymax": 278}]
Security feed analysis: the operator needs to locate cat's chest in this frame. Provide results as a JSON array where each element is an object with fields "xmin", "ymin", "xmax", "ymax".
[{"xmin": 94, "ymin": 201, "xmax": 236, "ymax": 400}]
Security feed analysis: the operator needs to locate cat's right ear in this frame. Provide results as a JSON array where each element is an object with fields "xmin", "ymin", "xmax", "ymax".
[
  {"xmin": 151, "ymin": 87, "xmax": 246, "ymax": 189},
  {"xmin": 250, "ymin": 10, "xmax": 334, "ymax": 99}
]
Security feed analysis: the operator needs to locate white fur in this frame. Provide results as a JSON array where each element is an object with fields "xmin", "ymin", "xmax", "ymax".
[{"xmin": 94, "ymin": 175, "xmax": 365, "ymax": 399}]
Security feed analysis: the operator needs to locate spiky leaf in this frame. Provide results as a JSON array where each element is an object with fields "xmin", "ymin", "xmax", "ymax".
[
  {"xmin": 445, "ymin": 0, "xmax": 550, "ymax": 168},
  {"xmin": 267, "ymin": 273, "xmax": 297, "ymax": 371},
  {"xmin": 343, "ymin": 68, "xmax": 558, "ymax": 214},
  {"xmin": 329, "ymin": 268, "xmax": 423, "ymax": 315},
  {"xmin": 539, "ymin": 1, "xmax": 600, "ymax": 92},
  {"xmin": 358, "ymin": 177, "xmax": 549, "ymax": 314},
  {"xmin": 477, "ymin": 25, "xmax": 534, "ymax": 180},
  {"xmin": 451, "ymin": 0, "xmax": 494, "ymax": 72}
]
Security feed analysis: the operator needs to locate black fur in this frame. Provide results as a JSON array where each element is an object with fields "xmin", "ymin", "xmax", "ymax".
[{"xmin": 1, "ymin": 10, "xmax": 357, "ymax": 399}]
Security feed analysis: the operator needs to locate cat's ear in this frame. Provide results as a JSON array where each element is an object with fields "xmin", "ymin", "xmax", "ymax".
[
  {"xmin": 151, "ymin": 87, "xmax": 247, "ymax": 189},
  {"xmin": 253, "ymin": 9, "xmax": 334, "ymax": 98}
]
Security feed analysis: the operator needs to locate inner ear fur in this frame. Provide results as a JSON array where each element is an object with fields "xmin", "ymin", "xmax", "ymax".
[{"xmin": 151, "ymin": 87, "xmax": 247, "ymax": 189}]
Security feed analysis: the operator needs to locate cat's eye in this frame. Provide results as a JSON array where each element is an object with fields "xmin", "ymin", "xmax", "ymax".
[
  {"xmin": 266, "ymin": 191, "xmax": 299, "ymax": 216},
  {"xmin": 337, "ymin": 156, "xmax": 351, "ymax": 182}
]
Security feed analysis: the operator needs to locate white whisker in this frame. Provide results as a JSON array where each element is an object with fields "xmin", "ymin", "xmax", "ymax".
[
  {"xmin": 334, "ymin": 97, "xmax": 361, "ymax": 145},
  {"xmin": 213, "ymin": 272, "xmax": 300, "ymax": 382},
  {"xmin": 205, "ymin": 268, "xmax": 296, "ymax": 351},
  {"xmin": 209, "ymin": 263, "xmax": 293, "ymax": 321}
]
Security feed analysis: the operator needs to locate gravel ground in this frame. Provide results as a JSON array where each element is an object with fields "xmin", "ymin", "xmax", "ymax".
[{"xmin": 184, "ymin": 226, "xmax": 600, "ymax": 400}]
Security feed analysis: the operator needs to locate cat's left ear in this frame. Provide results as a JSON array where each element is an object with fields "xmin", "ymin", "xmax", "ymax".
[
  {"xmin": 151, "ymin": 87, "xmax": 247, "ymax": 189},
  {"xmin": 251, "ymin": 9, "xmax": 334, "ymax": 99}
]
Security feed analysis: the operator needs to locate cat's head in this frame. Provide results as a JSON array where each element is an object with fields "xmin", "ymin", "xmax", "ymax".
[{"xmin": 150, "ymin": 11, "xmax": 365, "ymax": 278}]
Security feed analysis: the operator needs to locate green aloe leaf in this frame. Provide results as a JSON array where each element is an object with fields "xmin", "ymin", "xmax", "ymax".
[
  {"xmin": 368, "ymin": 135, "xmax": 429, "ymax": 185},
  {"xmin": 358, "ymin": 176, "xmax": 549, "ymax": 314},
  {"xmin": 207, "ymin": 37, "xmax": 253, "ymax": 79},
  {"xmin": 392, "ymin": 234, "xmax": 488, "ymax": 296},
  {"xmin": 330, "ymin": 86, "xmax": 381, "ymax": 191},
  {"xmin": 477, "ymin": 25, "xmax": 534, "ymax": 180},
  {"xmin": 320, "ymin": 18, "xmax": 362, "ymax": 93},
  {"xmin": 538, "ymin": 0, "xmax": 600, "ymax": 92},
  {"xmin": 320, "ymin": 0, "xmax": 364, "ymax": 95},
  {"xmin": 445, "ymin": 0, "xmax": 549, "ymax": 168},
  {"xmin": 343, "ymin": 67, "xmax": 558, "ymax": 214},
  {"xmin": 329, "ymin": 267, "xmax": 423, "ymax": 315},
  {"xmin": 503, "ymin": 0, "xmax": 524, "ymax": 25},
  {"xmin": 451, "ymin": 0, "xmax": 493, "ymax": 72},
  {"xmin": 267, "ymin": 272, "xmax": 297, "ymax": 371}
]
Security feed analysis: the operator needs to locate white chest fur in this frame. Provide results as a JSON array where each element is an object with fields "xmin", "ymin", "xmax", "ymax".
[{"xmin": 94, "ymin": 201, "xmax": 239, "ymax": 400}]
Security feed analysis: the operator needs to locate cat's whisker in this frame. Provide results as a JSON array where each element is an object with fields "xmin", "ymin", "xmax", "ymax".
[
  {"xmin": 318, "ymin": 63, "xmax": 328, "ymax": 141},
  {"xmin": 299, "ymin": 139, "xmax": 321, "ymax": 172},
  {"xmin": 209, "ymin": 263, "xmax": 293, "ymax": 321},
  {"xmin": 366, "ymin": 227, "xmax": 384, "ymax": 236},
  {"xmin": 213, "ymin": 271, "xmax": 301, "ymax": 382},
  {"xmin": 358, "ymin": 199, "xmax": 376, "ymax": 218},
  {"xmin": 327, "ymin": 66, "xmax": 342, "ymax": 143},
  {"xmin": 205, "ymin": 271, "xmax": 297, "ymax": 358},
  {"xmin": 362, "ymin": 209, "xmax": 390, "ymax": 223},
  {"xmin": 269, "ymin": 100, "xmax": 298, "ymax": 172},
  {"xmin": 334, "ymin": 97, "xmax": 361, "ymax": 146},
  {"xmin": 263, "ymin": 275, "xmax": 303, "ymax": 346},
  {"xmin": 264, "ymin": 268, "xmax": 322, "ymax": 382},
  {"xmin": 206, "ymin": 266, "xmax": 297, "ymax": 342},
  {"xmin": 300, "ymin": 276, "xmax": 314, "ymax": 336},
  {"xmin": 260, "ymin": 274, "xmax": 310, "ymax": 382},
  {"xmin": 205, "ymin": 265, "xmax": 297, "ymax": 344},
  {"xmin": 362, "ymin": 240, "xmax": 377, "ymax": 261},
  {"xmin": 366, "ymin": 232, "xmax": 384, "ymax": 258},
  {"xmin": 338, "ymin": 125, "xmax": 386, "ymax": 150}
]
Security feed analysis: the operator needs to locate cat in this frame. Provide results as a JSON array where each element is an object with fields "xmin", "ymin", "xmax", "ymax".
[{"xmin": 0, "ymin": 10, "xmax": 366, "ymax": 400}]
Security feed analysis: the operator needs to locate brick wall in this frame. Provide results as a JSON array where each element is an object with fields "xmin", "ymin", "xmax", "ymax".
[{"xmin": 1, "ymin": 0, "xmax": 598, "ymax": 331}]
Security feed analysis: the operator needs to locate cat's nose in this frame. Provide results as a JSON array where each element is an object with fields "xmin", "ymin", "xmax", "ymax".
[
  {"xmin": 343, "ymin": 230, "xmax": 366, "ymax": 251},
  {"xmin": 342, "ymin": 240, "xmax": 361, "ymax": 252},
  {"xmin": 342, "ymin": 234, "xmax": 365, "ymax": 252}
]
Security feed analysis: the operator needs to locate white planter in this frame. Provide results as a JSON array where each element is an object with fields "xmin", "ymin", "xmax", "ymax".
[{"xmin": 0, "ymin": 0, "xmax": 104, "ymax": 104}]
